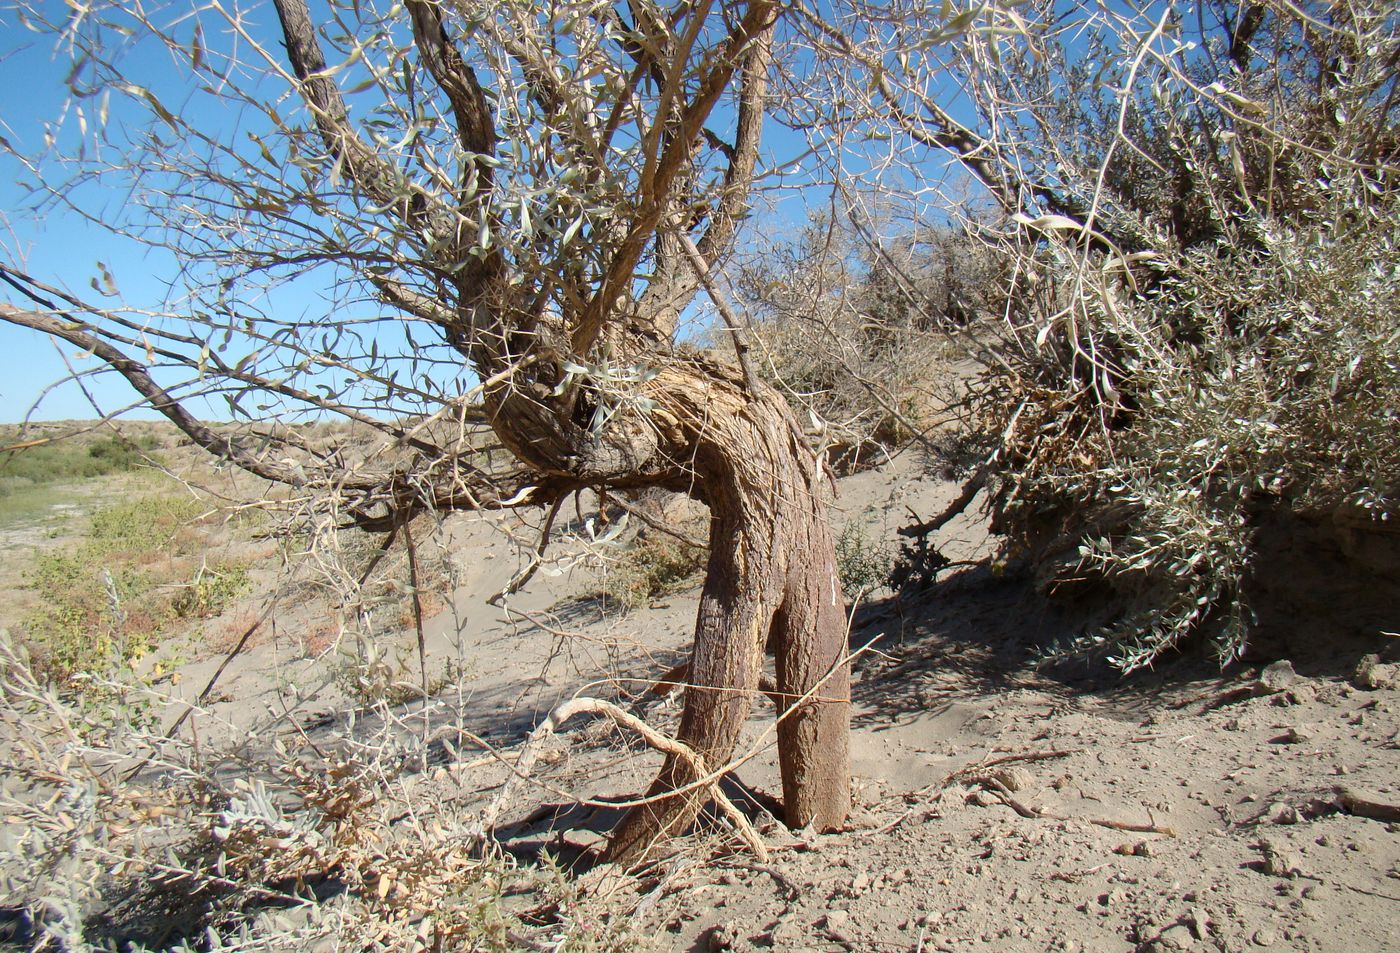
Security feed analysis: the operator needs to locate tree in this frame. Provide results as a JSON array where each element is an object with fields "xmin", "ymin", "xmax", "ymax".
[{"xmin": 0, "ymin": 0, "xmax": 849, "ymax": 864}]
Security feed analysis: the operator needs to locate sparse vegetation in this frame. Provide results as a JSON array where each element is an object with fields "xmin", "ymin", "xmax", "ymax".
[
  {"xmin": 591, "ymin": 525, "xmax": 710, "ymax": 612},
  {"xmin": 834, "ymin": 522, "xmax": 893, "ymax": 600},
  {"xmin": 0, "ymin": 431, "xmax": 168, "ymax": 529},
  {"xmin": 0, "ymin": 635, "xmax": 636, "ymax": 952},
  {"xmin": 741, "ymin": 218, "xmax": 989, "ymax": 472},
  {"xmin": 0, "ymin": 433, "xmax": 160, "ymax": 497},
  {"xmin": 170, "ymin": 561, "xmax": 252, "ymax": 620},
  {"xmin": 16, "ymin": 492, "xmax": 251, "ymax": 688}
]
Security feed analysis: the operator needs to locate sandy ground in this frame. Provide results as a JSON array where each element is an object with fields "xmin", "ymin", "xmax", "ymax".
[
  {"xmin": 9, "ymin": 443, "xmax": 1396, "ymax": 952},
  {"xmin": 136, "ymin": 449, "xmax": 1400, "ymax": 953}
]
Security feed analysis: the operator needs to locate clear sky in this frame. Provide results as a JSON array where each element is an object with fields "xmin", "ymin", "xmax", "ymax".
[{"xmin": 1, "ymin": 1, "xmax": 202, "ymax": 422}]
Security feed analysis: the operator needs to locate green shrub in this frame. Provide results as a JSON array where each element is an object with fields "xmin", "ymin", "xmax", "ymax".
[
  {"xmin": 88, "ymin": 494, "xmax": 203, "ymax": 552},
  {"xmin": 0, "ymin": 433, "xmax": 160, "ymax": 492},
  {"xmin": 593, "ymin": 527, "xmax": 709, "ymax": 611},
  {"xmin": 21, "ymin": 553, "xmax": 155, "ymax": 685},
  {"xmin": 835, "ymin": 523, "xmax": 892, "ymax": 600},
  {"xmin": 171, "ymin": 561, "xmax": 252, "ymax": 619},
  {"xmin": 974, "ymin": 1, "xmax": 1400, "ymax": 670},
  {"xmin": 18, "ymin": 494, "xmax": 235, "ymax": 687}
]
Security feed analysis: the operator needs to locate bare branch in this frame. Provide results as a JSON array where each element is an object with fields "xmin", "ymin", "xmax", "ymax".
[
  {"xmin": 571, "ymin": 0, "xmax": 779, "ymax": 353},
  {"xmin": 272, "ymin": 0, "xmax": 459, "ymax": 244}
]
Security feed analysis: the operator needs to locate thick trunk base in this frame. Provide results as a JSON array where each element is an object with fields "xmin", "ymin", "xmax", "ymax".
[{"xmin": 603, "ymin": 375, "xmax": 851, "ymax": 866}]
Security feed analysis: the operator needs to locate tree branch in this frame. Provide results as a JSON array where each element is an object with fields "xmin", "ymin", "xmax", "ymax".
[
  {"xmin": 0, "ymin": 303, "xmax": 308, "ymax": 488},
  {"xmin": 272, "ymin": 0, "xmax": 458, "ymax": 245},
  {"xmin": 571, "ymin": 0, "xmax": 778, "ymax": 354},
  {"xmin": 638, "ymin": 17, "xmax": 773, "ymax": 331},
  {"xmin": 0, "ymin": 294, "xmax": 558, "ymax": 527}
]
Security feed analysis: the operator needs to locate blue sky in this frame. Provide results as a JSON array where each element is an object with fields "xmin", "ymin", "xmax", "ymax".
[{"xmin": 1, "ymin": 2, "xmax": 200, "ymax": 422}]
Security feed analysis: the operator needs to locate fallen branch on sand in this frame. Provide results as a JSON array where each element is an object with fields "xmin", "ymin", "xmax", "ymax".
[
  {"xmin": 964, "ymin": 774, "xmax": 1178, "ymax": 837},
  {"xmin": 481, "ymin": 696, "xmax": 768, "ymax": 861},
  {"xmin": 945, "ymin": 748, "xmax": 1080, "ymax": 783}
]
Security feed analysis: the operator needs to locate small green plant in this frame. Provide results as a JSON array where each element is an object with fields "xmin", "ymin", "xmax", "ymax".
[
  {"xmin": 88, "ymin": 494, "xmax": 204, "ymax": 553},
  {"xmin": 21, "ymin": 553, "xmax": 156, "ymax": 684},
  {"xmin": 171, "ymin": 561, "xmax": 252, "ymax": 619},
  {"xmin": 835, "ymin": 523, "xmax": 892, "ymax": 600},
  {"xmin": 592, "ymin": 526, "xmax": 709, "ymax": 611}
]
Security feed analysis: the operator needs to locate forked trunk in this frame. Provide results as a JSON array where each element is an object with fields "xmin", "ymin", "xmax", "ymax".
[
  {"xmin": 594, "ymin": 364, "xmax": 851, "ymax": 865},
  {"xmin": 483, "ymin": 348, "xmax": 850, "ymax": 864}
]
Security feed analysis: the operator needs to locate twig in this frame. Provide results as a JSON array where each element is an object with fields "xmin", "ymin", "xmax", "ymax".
[
  {"xmin": 494, "ymin": 640, "xmax": 877, "ymax": 825},
  {"xmin": 611, "ymin": 496, "xmax": 708, "ymax": 549},
  {"xmin": 403, "ymin": 518, "xmax": 431, "ymax": 750},
  {"xmin": 488, "ymin": 495, "xmax": 564, "ymax": 606},
  {"xmin": 724, "ymin": 860, "xmax": 803, "ymax": 901},
  {"xmin": 964, "ymin": 773, "xmax": 1177, "ymax": 836},
  {"xmin": 1086, "ymin": 817, "xmax": 1177, "ymax": 836},
  {"xmin": 677, "ymin": 230, "xmax": 761, "ymax": 395},
  {"xmin": 945, "ymin": 748, "xmax": 1079, "ymax": 784},
  {"xmin": 645, "ymin": 660, "xmax": 784, "ymax": 707},
  {"xmin": 972, "ymin": 776, "xmax": 1044, "ymax": 819},
  {"xmin": 121, "ymin": 595, "xmax": 283, "ymax": 782},
  {"xmin": 857, "ymin": 804, "xmax": 937, "ymax": 839}
]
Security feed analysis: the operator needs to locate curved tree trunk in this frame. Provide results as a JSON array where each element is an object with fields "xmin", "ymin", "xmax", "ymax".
[{"xmin": 596, "ymin": 364, "xmax": 851, "ymax": 865}]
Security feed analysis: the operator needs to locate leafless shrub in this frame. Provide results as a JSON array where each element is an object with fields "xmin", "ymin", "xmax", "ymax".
[{"xmin": 737, "ymin": 213, "xmax": 998, "ymax": 472}]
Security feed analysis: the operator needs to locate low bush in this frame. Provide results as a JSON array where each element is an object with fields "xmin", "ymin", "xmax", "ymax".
[
  {"xmin": 834, "ymin": 523, "xmax": 893, "ymax": 600},
  {"xmin": 0, "ymin": 636, "xmax": 635, "ymax": 951},
  {"xmin": 965, "ymin": 0, "xmax": 1400, "ymax": 670},
  {"xmin": 592, "ymin": 524, "xmax": 709, "ymax": 612},
  {"xmin": 0, "ymin": 433, "xmax": 160, "ymax": 496}
]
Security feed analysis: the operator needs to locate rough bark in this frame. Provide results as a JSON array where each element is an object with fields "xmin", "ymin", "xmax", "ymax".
[{"xmin": 597, "ymin": 363, "xmax": 851, "ymax": 865}]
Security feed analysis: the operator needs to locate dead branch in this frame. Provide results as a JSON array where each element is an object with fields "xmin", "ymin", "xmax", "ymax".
[
  {"xmin": 488, "ymin": 495, "xmax": 565, "ymax": 606},
  {"xmin": 944, "ymin": 747, "xmax": 1078, "ymax": 783},
  {"xmin": 969, "ymin": 776, "xmax": 1043, "ymax": 820},
  {"xmin": 481, "ymin": 696, "xmax": 768, "ymax": 861},
  {"xmin": 610, "ymin": 496, "xmax": 708, "ymax": 549},
  {"xmin": 678, "ymin": 230, "xmax": 761, "ymax": 395},
  {"xmin": 1086, "ymin": 817, "xmax": 1177, "ymax": 836},
  {"xmin": 900, "ymin": 466, "xmax": 989, "ymax": 538}
]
